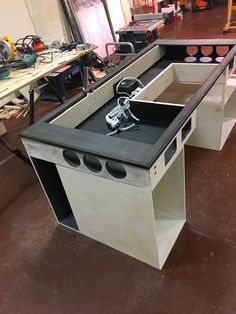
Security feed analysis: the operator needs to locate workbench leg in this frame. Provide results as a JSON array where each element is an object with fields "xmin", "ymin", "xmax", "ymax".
[
  {"xmin": 88, "ymin": 68, "xmax": 97, "ymax": 83},
  {"xmin": 29, "ymin": 88, "xmax": 34, "ymax": 125},
  {"xmin": 44, "ymin": 77, "xmax": 64, "ymax": 104},
  {"xmin": 83, "ymin": 66, "xmax": 89, "ymax": 89},
  {"xmin": 223, "ymin": 0, "xmax": 233, "ymax": 32}
]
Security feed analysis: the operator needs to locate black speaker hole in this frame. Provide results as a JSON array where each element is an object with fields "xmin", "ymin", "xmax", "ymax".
[
  {"xmin": 63, "ymin": 150, "xmax": 80, "ymax": 167},
  {"xmin": 83, "ymin": 154, "xmax": 102, "ymax": 173}
]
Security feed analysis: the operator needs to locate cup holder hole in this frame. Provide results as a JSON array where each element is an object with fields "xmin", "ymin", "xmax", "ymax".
[
  {"xmin": 63, "ymin": 150, "xmax": 80, "ymax": 167},
  {"xmin": 216, "ymin": 46, "xmax": 229, "ymax": 57},
  {"xmin": 186, "ymin": 46, "xmax": 198, "ymax": 56},
  {"xmin": 83, "ymin": 154, "xmax": 102, "ymax": 173},
  {"xmin": 106, "ymin": 161, "xmax": 126, "ymax": 179},
  {"xmin": 201, "ymin": 46, "xmax": 213, "ymax": 56}
]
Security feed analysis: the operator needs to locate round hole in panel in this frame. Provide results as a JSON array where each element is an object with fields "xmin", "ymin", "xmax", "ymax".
[
  {"xmin": 83, "ymin": 154, "xmax": 102, "ymax": 173},
  {"xmin": 199, "ymin": 56, "xmax": 212, "ymax": 63},
  {"xmin": 185, "ymin": 46, "xmax": 198, "ymax": 63},
  {"xmin": 201, "ymin": 45, "xmax": 213, "ymax": 57},
  {"xmin": 200, "ymin": 46, "xmax": 213, "ymax": 63},
  {"xmin": 63, "ymin": 150, "xmax": 80, "ymax": 167},
  {"xmin": 184, "ymin": 56, "xmax": 197, "ymax": 63},
  {"xmin": 216, "ymin": 45, "xmax": 229, "ymax": 57},
  {"xmin": 106, "ymin": 161, "xmax": 127, "ymax": 179},
  {"xmin": 215, "ymin": 56, "xmax": 224, "ymax": 63}
]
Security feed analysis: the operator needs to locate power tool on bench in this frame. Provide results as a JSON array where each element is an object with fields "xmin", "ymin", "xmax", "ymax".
[{"xmin": 0, "ymin": 38, "xmax": 11, "ymax": 79}]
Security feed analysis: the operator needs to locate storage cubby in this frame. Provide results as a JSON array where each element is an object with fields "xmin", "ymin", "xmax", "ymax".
[
  {"xmin": 54, "ymin": 147, "xmax": 186, "ymax": 270},
  {"xmin": 188, "ymin": 68, "xmax": 236, "ymax": 150},
  {"xmin": 153, "ymin": 149, "xmax": 185, "ymax": 267}
]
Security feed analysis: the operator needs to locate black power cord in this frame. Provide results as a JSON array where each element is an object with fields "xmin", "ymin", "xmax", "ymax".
[{"xmin": 0, "ymin": 137, "xmax": 32, "ymax": 167}]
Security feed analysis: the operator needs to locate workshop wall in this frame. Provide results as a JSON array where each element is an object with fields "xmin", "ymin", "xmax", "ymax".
[
  {"xmin": 120, "ymin": 0, "xmax": 133, "ymax": 23},
  {"xmin": 0, "ymin": 0, "xmax": 36, "ymax": 41},
  {"xmin": 25, "ymin": 0, "xmax": 72, "ymax": 44},
  {"xmin": 1, "ymin": 0, "xmax": 131, "ymax": 46},
  {"xmin": 106, "ymin": 0, "xmax": 127, "ymax": 41}
]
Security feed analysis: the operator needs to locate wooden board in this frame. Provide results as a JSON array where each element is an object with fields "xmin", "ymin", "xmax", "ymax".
[
  {"xmin": 0, "ymin": 121, "xmax": 7, "ymax": 135},
  {"xmin": 0, "ymin": 46, "xmax": 96, "ymax": 102}
]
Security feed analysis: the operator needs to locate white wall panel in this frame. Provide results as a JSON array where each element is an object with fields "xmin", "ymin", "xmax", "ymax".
[
  {"xmin": 120, "ymin": 0, "xmax": 132, "ymax": 24},
  {"xmin": 25, "ymin": 0, "xmax": 71, "ymax": 43},
  {"xmin": 0, "ymin": 0, "xmax": 35, "ymax": 41},
  {"xmin": 106, "ymin": 0, "xmax": 126, "ymax": 40}
]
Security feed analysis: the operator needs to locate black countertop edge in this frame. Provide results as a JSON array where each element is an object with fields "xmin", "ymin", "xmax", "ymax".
[
  {"xmin": 21, "ymin": 122, "xmax": 154, "ymax": 169},
  {"xmin": 155, "ymin": 39, "xmax": 236, "ymax": 46}
]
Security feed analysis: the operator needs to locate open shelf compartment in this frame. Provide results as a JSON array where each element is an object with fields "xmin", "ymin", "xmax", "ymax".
[{"xmin": 133, "ymin": 62, "xmax": 236, "ymax": 150}]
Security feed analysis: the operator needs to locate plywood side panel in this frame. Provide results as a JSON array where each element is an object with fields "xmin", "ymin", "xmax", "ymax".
[
  {"xmin": 57, "ymin": 165, "xmax": 160, "ymax": 268},
  {"xmin": 134, "ymin": 64, "xmax": 174, "ymax": 101},
  {"xmin": 173, "ymin": 63, "xmax": 221, "ymax": 83}
]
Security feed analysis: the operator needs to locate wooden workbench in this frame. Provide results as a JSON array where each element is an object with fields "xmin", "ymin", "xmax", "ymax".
[{"xmin": 0, "ymin": 45, "xmax": 96, "ymax": 124}]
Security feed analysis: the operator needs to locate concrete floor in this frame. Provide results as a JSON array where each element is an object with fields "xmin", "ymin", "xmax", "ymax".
[{"xmin": 1, "ymin": 3, "xmax": 236, "ymax": 314}]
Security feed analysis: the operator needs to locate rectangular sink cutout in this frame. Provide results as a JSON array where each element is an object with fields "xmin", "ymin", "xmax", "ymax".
[
  {"xmin": 164, "ymin": 138, "xmax": 177, "ymax": 165},
  {"xmin": 155, "ymin": 82, "xmax": 201, "ymax": 104},
  {"xmin": 181, "ymin": 118, "xmax": 192, "ymax": 141}
]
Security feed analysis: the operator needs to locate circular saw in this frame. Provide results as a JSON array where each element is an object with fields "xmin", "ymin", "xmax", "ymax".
[
  {"xmin": 0, "ymin": 39, "xmax": 11, "ymax": 60},
  {"xmin": 0, "ymin": 39, "xmax": 11, "ymax": 79}
]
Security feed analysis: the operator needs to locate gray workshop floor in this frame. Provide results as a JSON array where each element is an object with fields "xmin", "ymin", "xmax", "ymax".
[{"xmin": 1, "ymin": 3, "xmax": 236, "ymax": 313}]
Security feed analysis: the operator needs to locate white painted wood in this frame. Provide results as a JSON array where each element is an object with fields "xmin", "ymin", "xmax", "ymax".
[
  {"xmin": 0, "ymin": 94, "xmax": 17, "ymax": 108},
  {"xmin": 51, "ymin": 45, "xmax": 165, "ymax": 127},
  {"xmin": 22, "ymin": 136, "xmax": 187, "ymax": 269},
  {"xmin": 224, "ymin": 88, "xmax": 236, "ymax": 118},
  {"xmin": 55, "ymin": 147, "xmax": 186, "ymax": 269},
  {"xmin": 224, "ymin": 78, "xmax": 236, "ymax": 103},
  {"xmin": 187, "ymin": 104, "xmax": 223, "ymax": 150},
  {"xmin": 149, "ymin": 111, "xmax": 196, "ymax": 190},
  {"xmin": 152, "ymin": 149, "xmax": 186, "ymax": 268},
  {"xmin": 173, "ymin": 63, "xmax": 221, "ymax": 83},
  {"xmin": 134, "ymin": 62, "xmax": 236, "ymax": 151},
  {"xmin": 133, "ymin": 63, "xmax": 218, "ymax": 103},
  {"xmin": 22, "ymin": 57, "xmax": 236, "ymax": 270},
  {"xmin": 188, "ymin": 68, "xmax": 236, "ymax": 150},
  {"xmin": 22, "ymin": 138, "xmax": 151, "ymax": 189},
  {"xmin": 57, "ymin": 166, "xmax": 160, "ymax": 268},
  {"xmin": 221, "ymin": 117, "xmax": 236, "ymax": 149},
  {"xmin": 21, "ymin": 139, "xmax": 60, "ymax": 226},
  {"xmin": 133, "ymin": 64, "xmax": 174, "ymax": 102}
]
